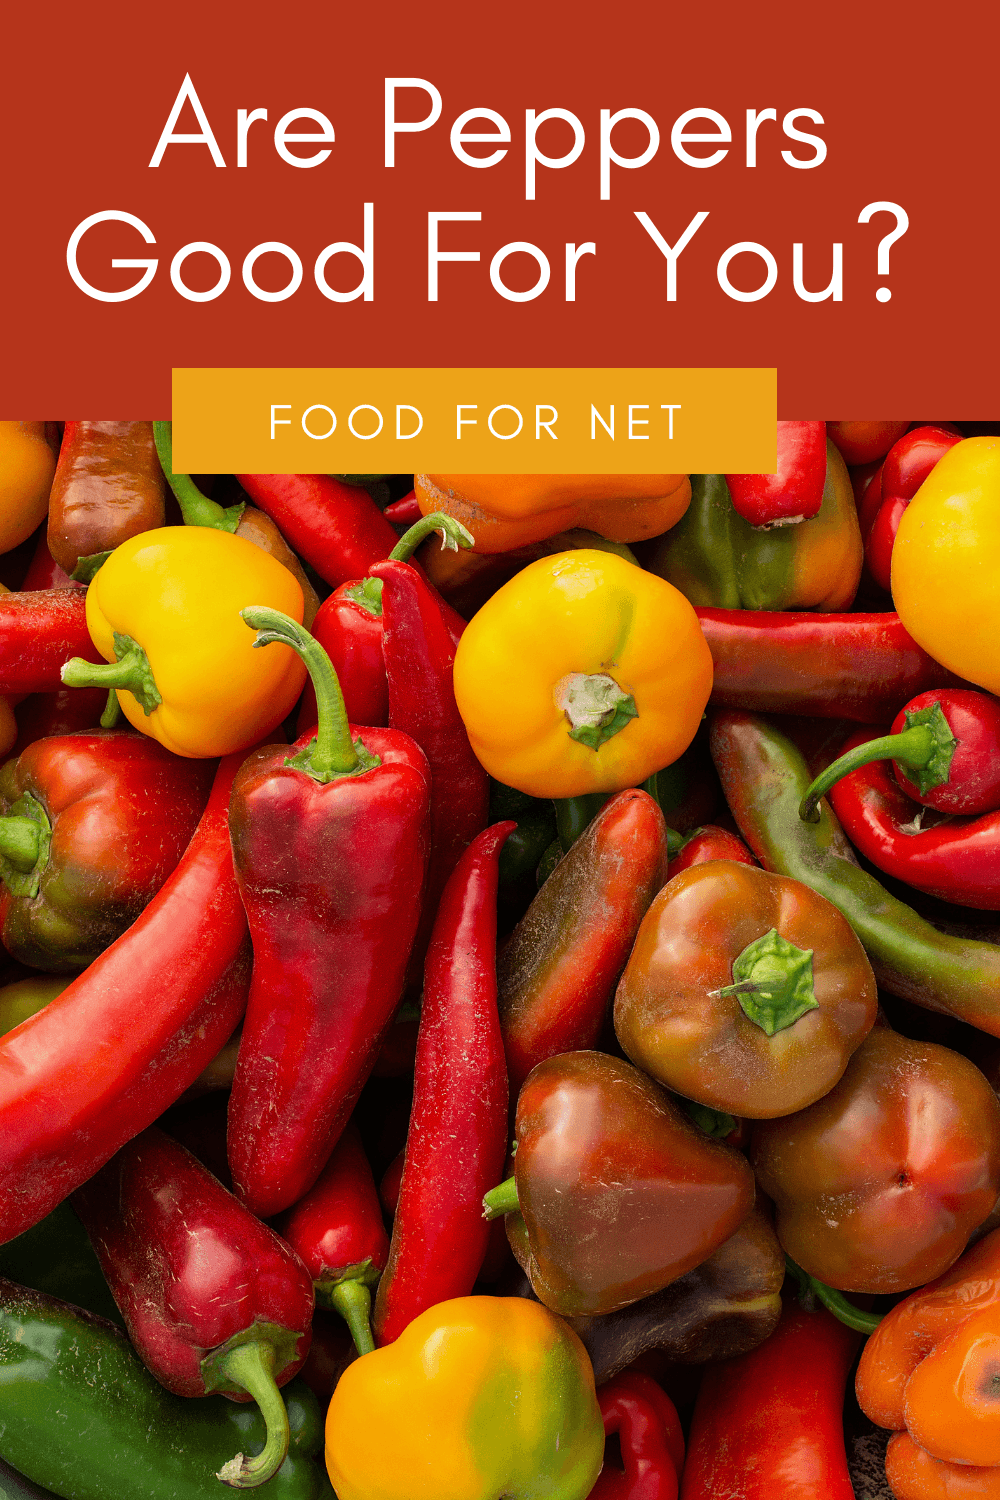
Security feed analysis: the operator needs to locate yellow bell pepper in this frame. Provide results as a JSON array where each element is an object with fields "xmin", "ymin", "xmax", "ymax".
[
  {"xmin": 453, "ymin": 549, "xmax": 713, "ymax": 798},
  {"xmin": 325, "ymin": 1296, "xmax": 604, "ymax": 1500},
  {"xmin": 416, "ymin": 473, "xmax": 691, "ymax": 553},
  {"xmin": 0, "ymin": 423, "xmax": 57, "ymax": 555},
  {"xmin": 60, "ymin": 527, "xmax": 306, "ymax": 757},
  {"xmin": 892, "ymin": 437, "xmax": 1000, "ymax": 694}
]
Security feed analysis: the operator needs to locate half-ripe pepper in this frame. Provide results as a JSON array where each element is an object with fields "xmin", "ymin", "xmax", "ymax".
[
  {"xmin": 0, "ymin": 1280, "xmax": 327, "ymax": 1500},
  {"xmin": 414, "ymin": 473, "xmax": 691, "ymax": 554},
  {"xmin": 325, "ymin": 1296, "xmax": 605, "ymax": 1500},
  {"xmin": 498, "ymin": 788, "xmax": 670, "ymax": 1094},
  {"xmin": 679, "ymin": 1299, "xmax": 858, "ymax": 1500},
  {"xmin": 236, "ymin": 473, "xmax": 399, "ymax": 587},
  {"xmin": 483, "ymin": 1051, "xmax": 755, "ymax": 1317},
  {"xmin": 0, "ymin": 750, "xmax": 251, "ymax": 1243},
  {"xmin": 590, "ymin": 1372, "xmax": 685, "ymax": 1500},
  {"xmin": 72, "ymin": 1126, "xmax": 315, "ymax": 1489},
  {"xmin": 0, "ymin": 731, "xmax": 214, "ymax": 970},
  {"xmin": 0, "ymin": 422, "xmax": 56, "ymax": 554},
  {"xmin": 751, "ymin": 1026, "xmax": 1000, "ymax": 1293},
  {"xmin": 47, "ymin": 421, "xmax": 166, "ymax": 578},
  {"xmin": 454, "ymin": 550, "xmax": 713, "ymax": 798},
  {"xmin": 893, "ymin": 436, "xmax": 1000, "ymax": 694},
  {"xmin": 708, "ymin": 710, "xmax": 1000, "ymax": 1032},
  {"xmin": 647, "ymin": 441, "xmax": 861, "ymax": 611},
  {"xmin": 373, "ymin": 822, "xmax": 512, "ymax": 1346},
  {"xmin": 60, "ymin": 528, "xmax": 307, "ymax": 757},
  {"xmin": 227, "ymin": 610, "xmax": 431, "ymax": 1218},
  {"xmin": 724, "ymin": 420, "xmax": 827, "ymax": 527},
  {"xmin": 0, "ymin": 587, "xmax": 100, "ymax": 695},
  {"xmin": 277, "ymin": 1121, "xmax": 390, "ymax": 1357},
  {"xmin": 615, "ymin": 862, "xmax": 877, "ymax": 1118}
]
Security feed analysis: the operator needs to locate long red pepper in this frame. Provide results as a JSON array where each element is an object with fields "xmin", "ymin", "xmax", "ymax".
[
  {"xmin": 369, "ymin": 556, "xmax": 490, "ymax": 971},
  {"xmin": 236, "ymin": 474, "xmax": 399, "ymax": 587},
  {"xmin": 277, "ymin": 1121, "xmax": 390, "ymax": 1357},
  {"xmin": 72, "ymin": 1126, "xmax": 315, "ymax": 1489},
  {"xmin": 0, "ymin": 588, "xmax": 100, "ymax": 695},
  {"xmin": 0, "ymin": 750, "xmax": 252, "ymax": 1243},
  {"xmin": 227, "ymin": 609, "xmax": 431, "ymax": 1219},
  {"xmin": 679, "ymin": 1299, "xmax": 858, "ymax": 1499},
  {"xmin": 590, "ymin": 1372, "xmax": 685, "ymax": 1500},
  {"xmin": 372, "ymin": 820, "xmax": 513, "ymax": 1346},
  {"xmin": 698, "ymin": 608, "xmax": 969, "ymax": 722}
]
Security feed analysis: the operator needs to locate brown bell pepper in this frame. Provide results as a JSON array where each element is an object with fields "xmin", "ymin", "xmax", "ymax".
[{"xmin": 47, "ymin": 422, "xmax": 166, "ymax": 577}]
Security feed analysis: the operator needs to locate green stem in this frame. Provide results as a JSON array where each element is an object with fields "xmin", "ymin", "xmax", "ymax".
[
  {"xmin": 482, "ymin": 1175, "xmax": 520, "ymax": 1220},
  {"xmin": 60, "ymin": 634, "xmax": 162, "ymax": 717},
  {"xmin": 327, "ymin": 1278, "xmax": 375, "ymax": 1357},
  {"xmin": 799, "ymin": 704, "xmax": 956, "ymax": 824},
  {"xmin": 153, "ymin": 421, "xmax": 244, "ymax": 534},
  {"xmin": 0, "ymin": 817, "xmax": 41, "ymax": 872},
  {"xmin": 241, "ymin": 607, "xmax": 380, "ymax": 784},
  {"xmin": 785, "ymin": 1256, "xmax": 883, "ymax": 1336},
  {"xmin": 716, "ymin": 928, "xmax": 817, "ymax": 1036},
  {"xmin": 212, "ymin": 1341, "xmax": 289, "ymax": 1489},
  {"xmin": 388, "ymin": 510, "xmax": 474, "ymax": 563},
  {"xmin": 100, "ymin": 690, "xmax": 122, "ymax": 729}
]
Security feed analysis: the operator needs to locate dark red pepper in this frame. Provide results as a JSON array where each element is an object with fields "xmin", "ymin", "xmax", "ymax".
[
  {"xmin": 373, "ymin": 821, "xmax": 513, "ymax": 1346},
  {"xmin": 227, "ymin": 609, "xmax": 431, "ymax": 1219},
  {"xmin": 590, "ymin": 1372, "xmax": 685, "ymax": 1500},
  {"xmin": 11, "ymin": 687, "xmax": 107, "ymax": 756},
  {"xmin": 726, "ymin": 421, "xmax": 827, "ymax": 527},
  {"xmin": 0, "ymin": 750, "xmax": 252, "ymax": 1243},
  {"xmin": 668, "ymin": 825, "xmax": 757, "ymax": 876},
  {"xmin": 235, "ymin": 474, "xmax": 399, "ymax": 587},
  {"xmin": 0, "ymin": 589, "xmax": 100, "ymax": 696},
  {"xmin": 277, "ymin": 1121, "xmax": 390, "ymax": 1358},
  {"xmin": 72, "ymin": 1125, "xmax": 315, "ymax": 1489},
  {"xmin": 20, "ymin": 530, "xmax": 72, "ymax": 591}
]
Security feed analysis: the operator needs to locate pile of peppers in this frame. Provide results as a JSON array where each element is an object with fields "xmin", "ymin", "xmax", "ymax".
[{"xmin": 0, "ymin": 416, "xmax": 998, "ymax": 1500}]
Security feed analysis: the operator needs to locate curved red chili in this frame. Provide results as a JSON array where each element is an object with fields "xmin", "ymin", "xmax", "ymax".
[{"xmin": 236, "ymin": 474, "xmax": 398, "ymax": 587}]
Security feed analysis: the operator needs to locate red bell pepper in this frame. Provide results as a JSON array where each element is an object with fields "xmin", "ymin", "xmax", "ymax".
[
  {"xmin": 679, "ymin": 1299, "xmax": 858, "ymax": 1499},
  {"xmin": 372, "ymin": 821, "xmax": 513, "ymax": 1346},
  {"xmin": 226, "ymin": 609, "xmax": 431, "ymax": 1219},
  {"xmin": 0, "ymin": 750, "xmax": 252, "ymax": 1243},
  {"xmin": 0, "ymin": 588, "xmax": 100, "ymax": 695},
  {"xmin": 235, "ymin": 474, "xmax": 399, "ymax": 587},
  {"xmin": 667, "ymin": 825, "xmax": 757, "ymax": 876},
  {"xmin": 277, "ymin": 1121, "xmax": 390, "ymax": 1358},
  {"xmin": 698, "ymin": 608, "xmax": 969, "ymax": 722},
  {"xmin": 726, "ymin": 421, "xmax": 827, "ymax": 527},
  {"xmin": 590, "ymin": 1372, "xmax": 685, "ymax": 1500}
]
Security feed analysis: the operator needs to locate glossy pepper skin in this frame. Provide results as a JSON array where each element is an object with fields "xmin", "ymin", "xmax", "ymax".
[
  {"xmin": 667, "ymin": 824, "xmax": 756, "ymax": 874},
  {"xmin": 708, "ymin": 710, "xmax": 1000, "ymax": 1034},
  {"xmin": 752, "ymin": 1027, "xmax": 1000, "ymax": 1293},
  {"xmin": 698, "ymin": 608, "xmax": 968, "ymax": 722},
  {"xmin": 0, "ymin": 1280, "xmax": 328, "ymax": 1500},
  {"xmin": 589, "ymin": 1372, "xmax": 685, "ymax": 1500},
  {"xmin": 491, "ymin": 1051, "xmax": 755, "ymax": 1317},
  {"xmin": 614, "ymin": 862, "xmax": 877, "ymax": 1119},
  {"xmin": 679, "ymin": 1299, "xmax": 858, "ymax": 1500},
  {"xmin": 73, "ymin": 1126, "xmax": 316, "ymax": 1489},
  {"xmin": 227, "ymin": 611, "xmax": 431, "ymax": 1219},
  {"xmin": 0, "ymin": 751, "xmax": 252, "ymax": 1244},
  {"xmin": 893, "ymin": 437, "xmax": 1000, "ymax": 694},
  {"xmin": 650, "ymin": 441, "xmax": 861, "ymax": 611},
  {"xmin": 829, "ymin": 419, "xmax": 909, "ymax": 465},
  {"xmin": 0, "ymin": 422, "xmax": 56, "ymax": 554},
  {"xmin": 415, "ymin": 472, "xmax": 691, "ymax": 553},
  {"xmin": 0, "ymin": 731, "xmax": 214, "ymax": 970},
  {"xmin": 325, "ymin": 1296, "xmax": 605, "ymax": 1500},
  {"xmin": 47, "ymin": 421, "xmax": 166, "ymax": 576},
  {"xmin": 236, "ymin": 473, "xmax": 399, "ymax": 587},
  {"xmin": 725, "ymin": 420, "xmax": 827, "ymax": 527},
  {"xmin": 863, "ymin": 424, "xmax": 962, "ymax": 592},
  {"xmin": 373, "ymin": 822, "xmax": 513, "ymax": 1346},
  {"xmin": 454, "ymin": 550, "xmax": 713, "ymax": 799},
  {"xmin": 60, "ymin": 528, "xmax": 307, "ymax": 758},
  {"xmin": 0, "ymin": 587, "xmax": 100, "ymax": 695},
  {"xmin": 883, "ymin": 1436, "xmax": 1000, "ymax": 1498},
  {"xmin": 498, "ymin": 788, "xmax": 670, "ymax": 1094}
]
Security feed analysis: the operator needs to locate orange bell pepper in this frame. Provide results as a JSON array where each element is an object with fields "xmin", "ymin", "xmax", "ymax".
[
  {"xmin": 885, "ymin": 1432, "xmax": 1000, "ymax": 1499},
  {"xmin": 414, "ymin": 474, "xmax": 691, "ymax": 554}
]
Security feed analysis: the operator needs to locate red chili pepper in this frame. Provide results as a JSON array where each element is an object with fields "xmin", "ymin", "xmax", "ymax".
[
  {"xmin": 0, "ymin": 750, "xmax": 252, "ymax": 1243},
  {"xmin": 679, "ymin": 1299, "xmax": 858, "ymax": 1499},
  {"xmin": 725, "ymin": 421, "xmax": 827, "ymax": 527},
  {"xmin": 590, "ymin": 1372, "xmax": 685, "ymax": 1500},
  {"xmin": 379, "ymin": 1148, "xmax": 405, "ymax": 1218},
  {"xmin": 227, "ymin": 609, "xmax": 431, "ymax": 1219},
  {"xmin": 698, "ymin": 608, "xmax": 969, "ymax": 722},
  {"xmin": 72, "ymin": 1125, "xmax": 315, "ymax": 1489},
  {"xmin": 235, "ymin": 474, "xmax": 399, "ymax": 587},
  {"xmin": 368, "ymin": 555, "xmax": 490, "ymax": 974},
  {"xmin": 277, "ymin": 1121, "xmax": 390, "ymax": 1358},
  {"xmin": 20, "ymin": 530, "xmax": 72, "ymax": 591},
  {"xmin": 0, "ymin": 589, "xmax": 100, "ymax": 695},
  {"xmin": 383, "ymin": 492, "xmax": 420, "ymax": 526},
  {"xmin": 668, "ymin": 825, "xmax": 757, "ymax": 876},
  {"xmin": 11, "ymin": 686, "xmax": 106, "ymax": 755},
  {"xmin": 372, "ymin": 821, "xmax": 513, "ymax": 1346}
]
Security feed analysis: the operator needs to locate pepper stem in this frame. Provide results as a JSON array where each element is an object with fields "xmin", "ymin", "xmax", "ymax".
[
  {"xmin": 785, "ymin": 1256, "xmax": 882, "ymax": 1335},
  {"xmin": 241, "ymin": 607, "xmax": 380, "ymax": 785},
  {"xmin": 328, "ymin": 1278, "xmax": 376, "ymax": 1357},
  {"xmin": 0, "ymin": 817, "xmax": 41, "ymax": 872},
  {"xmin": 213, "ymin": 1340, "xmax": 290, "ymax": 1489},
  {"xmin": 717, "ymin": 928, "xmax": 817, "ymax": 1036},
  {"xmin": 482, "ymin": 1175, "xmax": 520, "ymax": 1220},
  {"xmin": 553, "ymin": 672, "xmax": 638, "ymax": 751},
  {"xmin": 799, "ymin": 703, "xmax": 956, "ymax": 823},
  {"xmin": 153, "ymin": 420, "xmax": 245, "ymax": 534},
  {"xmin": 388, "ymin": 511, "xmax": 474, "ymax": 563},
  {"xmin": 61, "ymin": 633, "xmax": 162, "ymax": 716}
]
